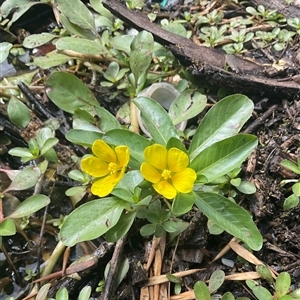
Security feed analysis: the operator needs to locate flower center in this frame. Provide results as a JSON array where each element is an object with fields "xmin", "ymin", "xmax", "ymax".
[
  {"xmin": 161, "ymin": 169, "xmax": 172, "ymax": 180},
  {"xmin": 108, "ymin": 162, "xmax": 118, "ymax": 174}
]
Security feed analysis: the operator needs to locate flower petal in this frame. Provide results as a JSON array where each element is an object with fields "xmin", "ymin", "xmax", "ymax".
[
  {"xmin": 92, "ymin": 140, "xmax": 116, "ymax": 163},
  {"xmin": 115, "ymin": 145, "xmax": 130, "ymax": 167},
  {"xmin": 141, "ymin": 162, "xmax": 162, "ymax": 183},
  {"xmin": 153, "ymin": 180, "xmax": 177, "ymax": 199},
  {"xmin": 172, "ymin": 168, "xmax": 196, "ymax": 193},
  {"xmin": 144, "ymin": 144, "xmax": 167, "ymax": 171},
  {"xmin": 81, "ymin": 156, "xmax": 109, "ymax": 177},
  {"xmin": 91, "ymin": 175, "xmax": 115, "ymax": 197},
  {"xmin": 167, "ymin": 148, "xmax": 189, "ymax": 172}
]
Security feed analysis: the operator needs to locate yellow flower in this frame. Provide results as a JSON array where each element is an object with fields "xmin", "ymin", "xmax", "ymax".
[
  {"xmin": 140, "ymin": 144, "xmax": 196, "ymax": 199},
  {"xmin": 81, "ymin": 140, "xmax": 129, "ymax": 197}
]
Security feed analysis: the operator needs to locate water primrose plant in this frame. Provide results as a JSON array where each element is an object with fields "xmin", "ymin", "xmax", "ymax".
[{"xmin": 42, "ymin": 69, "xmax": 263, "ymax": 251}]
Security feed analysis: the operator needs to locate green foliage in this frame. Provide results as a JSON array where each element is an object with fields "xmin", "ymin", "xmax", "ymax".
[
  {"xmin": 246, "ymin": 264, "xmax": 300, "ymax": 300},
  {"xmin": 280, "ymin": 159, "xmax": 300, "ymax": 210},
  {"xmin": 56, "ymin": 92, "xmax": 261, "ymax": 251}
]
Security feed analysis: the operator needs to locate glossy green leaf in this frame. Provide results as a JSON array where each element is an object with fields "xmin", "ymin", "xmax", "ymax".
[
  {"xmin": 55, "ymin": 0, "xmax": 95, "ymax": 31},
  {"xmin": 23, "ymin": 33, "xmax": 57, "ymax": 48},
  {"xmin": 189, "ymin": 94, "xmax": 254, "ymax": 160},
  {"xmin": 8, "ymin": 195, "xmax": 50, "ymax": 219},
  {"xmin": 195, "ymin": 192, "xmax": 263, "ymax": 250},
  {"xmin": 0, "ymin": 219, "xmax": 16, "ymax": 236},
  {"xmin": 191, "ymin": 134, "xmax": 257, "ymax": 183},
  {"xmin": 59, "ymin": 197, "xmax": 125, "ymax": 246},
  {"xmin": 7, "ymin": 96, "xmax": 30, "ymax": 128},
  {"xmin": 3, "ymin": 166, "xmax": 41, "ymax": 193},
  {"xmin": 66, "ymin": 130, "xmax": 103, "ymax": 147},
  {"xmin": 275, "ymin": 272, "xmax": 291, "ymax": 298},
  {"xmin": 281, "ymin": 159, "xmax": 300, "ymax": 174},
  {"xmin": 46, "ymin": 72, "xmax": 99, "ymax": 113},
  {"xmin": 55, "ymin": 37, "xmax": 108, "ymax": 55},
  {"xmin": 134, "ymin": 97, "xmax": 178, "ymax": 145},
  {"xmin": 169, "ymin": 90, "xmax": 207, "ymax": 125},
  {"xmin": 0, "ymin": 42, "xmax": 13, "ymax": 64},
  {"xmin": 172, "ymin": 192, "xmax": 196, "ymax": 216},
  {"xmin": 104, "ymin": 129, "xmax": 152, "ymax": 163},
  {"xmin": 29, "ymin": 53, "xmax": 71, "ymax": 69},
  {"xmin": 194, "ymin": 281, "xmax": 211, "ymax": 300},
  {"xmin": 209, "ymin": 270, "xmax": 225, "ymax": 294},
  {"xmin": 105, "ymin": 211, "xmax": 136, "ymax": 242}
]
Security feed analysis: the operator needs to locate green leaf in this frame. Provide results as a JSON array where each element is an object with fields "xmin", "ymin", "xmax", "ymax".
[
  {"xmin": 275, "ymin": 272, "xmax": 291, "ymax": 298},
  {"xmin": 292, "ymin": 182, "xmax": 300, "ymax": 196},
  {"xmin": 221, "ymin": 292, "xmax": 235, "ymax": 300},
  {"xmin": 252, "ymin": 286, "xmax": 273, "ymax": 300},
  {"xmin": 166, "ymin": 274, "xmax": 183, "ymax": 284},
  {"xmin": 289, "ymin": 288, "xmax": 300, "ymax": 299},
  {"xmin": 283, "ymin": 194, "xmax": 299, "ymax": 210},
  {"xmin": 40, "ymin": 138, "xmax": 58, "ymax": 156},
  {"xmin": 55, "ymin": 37, "xmax": 109, "ymax": 55},
  {"xmin": 0, "ymin": 42, "xmax": 13, "ymax": 64},
  {"xmin": 195, "ymin": 192, "xmax": 263, "ymax": 251},
  {"xmin": 114, "ymin": 171, "xmax": 144, "ymax": 195},
  {"xmin": 191, "ymin": 134, "xmax": 257, "ymax": 183},
  {"xmin": 189, "ymin": 94, "xmax": 254, "ymax": 160},
  {"xmin": 4, "ymin": 166, "xmax": 41, "ymax": 193},
  {"xmin": 256, "ymin": 265, "xmax": 274, "ymax": 283},
  {"xmin": 140, "ymin": 223, "xmax": 156, "ymax": 236},
  {"xmin": 281, "ymin": 159, "xmax": 300, "ymax": 174},
  {"xmin": 0, "ymin": 219, "xmax": 16, "ymax": 236},
  {"xmin": 110, "ymin": 35, "xmax": 135, "ymax": 54},
  {"xmin": 104, "ymin": 129, "xmax": 152, "ymax": 163},
  {"xmin": 236, "ymin": 181, "xmax": 257, "ymax": 194},
  {"xmin": 194, "ymin": 281, "xmax": 211, "ymax": 300},
  {"xmin": 55, "ymin": 287, "xmax": 68, "ymax": 300},
  {"xmin": 7, "ymin": 96, "xmax": 30, "ymax": 128},
  {"xmin": 66, "ymin": 130, "xmax": 103, "ymax": 147},
  {"xmin": 59, "ymin": 197, "xmax": 125, "ymax": 246},
  {"xmin": 23, "ymin": 33, "xmax": 57, "ymax": 49},
  {"xmin": 134, "ymin": 96, "xmax": 178, "ymax": 145},
  {"xmin": 60, "ymin": 14, "xmax": 96, "ymax": 40},
  {"xmin": 105, "ymin": 211, "xmax": 136, "ymax": 242},
  {"xmin": 29, "ymin": 53, "xmax": 71, "ymax": 69},
  {"xmin": 208, "ymin": 270, "xmax": 225, "ymax": 294},
  {"xmin": 8, "ymin": 195, "xmax": 50, "ymax": 219},
  {"xmin": 95, "ymin": 106, "xmax": 121, "ymax": 132},
  {"xmin": 172, "ymin": 192, "xmax": 196, "ymax": 216},
  {"xmin": 55, "ymin": 0, "xmax": 95, "ymax": 31},
  {"xmin": 169, "ymin": 90, "xmax": 207, "ymax": 125},
  {"xmin": 8, "ymin": 147, "xmax": 35, "ymax": 160},
  {"xmin": 78, "ymin": 286, "xmax": 91, "ymax": 300},
  {"xmin": 46, "ymin": 72, "xmax": 99, "ymax": 113}
]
